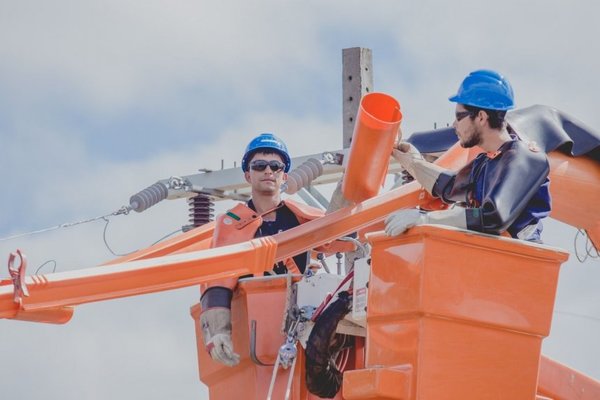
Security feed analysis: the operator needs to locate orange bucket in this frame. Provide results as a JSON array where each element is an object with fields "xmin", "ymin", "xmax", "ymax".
[{"xmin": 342, "ymin": 92, "xmax": 402, "ymax": 203}]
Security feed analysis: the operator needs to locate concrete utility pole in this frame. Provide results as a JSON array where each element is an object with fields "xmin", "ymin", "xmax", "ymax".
[{"xmin": 342, "ymin": 47, "xmax": 373, "ymax": 149}]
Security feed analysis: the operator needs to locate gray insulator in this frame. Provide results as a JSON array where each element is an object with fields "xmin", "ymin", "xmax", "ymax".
[
  {"xmin": 129, "ymin": 182, "xmax": 169, "ymax": 212},
  {"xmin": 285, "ymin": 173, "xmax": 301, "ymax": 194},
  {"xmin": 305, "ymin": 159, "xmax": 322, "ymax": 177},
  {"xmin": 283, "ymin": 158, "xmax": 324, "ymax": 194}
]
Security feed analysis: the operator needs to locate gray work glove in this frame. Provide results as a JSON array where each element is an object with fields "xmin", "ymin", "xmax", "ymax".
[
  {"xmin": 200, "ymin": 307, "xmax": 240, "ymax": 367},
  {"xmin": 384, "ymin": 209, "xmax": 428, "ymax": 236}
]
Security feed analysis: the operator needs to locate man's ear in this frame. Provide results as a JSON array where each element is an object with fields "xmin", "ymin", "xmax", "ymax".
[
  {"xmin": 282, "ymin": 172, "xmax": 288, "ymax": 182},
  {"xmin": 477, "ymin": 110, "xmax": 488, "ymax": 125},
  {"xmin": 244, "ymin": 171, "xmax": 251, "ymax": 183}
]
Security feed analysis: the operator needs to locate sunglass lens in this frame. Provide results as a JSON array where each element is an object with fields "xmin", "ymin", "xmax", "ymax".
[
  {"xmin": 268, "ymin": 161, "xmax": 283, "ymax": 172},
  {"xmin": 250, "ymin": 160, "xmax": 284, "ymax": 172},
  {"xmin": 250, "ymin": 161, "xmax": 266, "ymax": 171},
  {"xmin": 455, "ymin": 111, "xmax": 471, "ymax": 121}
]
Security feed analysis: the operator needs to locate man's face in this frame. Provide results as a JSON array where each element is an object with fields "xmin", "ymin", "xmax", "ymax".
[
  {"xmin": 453, "ymin": 105, "xmax": 482, "ymax": 148},
  {"xmin": 244, "ymin": 152, "xmax": 287, "ymax": 195}
]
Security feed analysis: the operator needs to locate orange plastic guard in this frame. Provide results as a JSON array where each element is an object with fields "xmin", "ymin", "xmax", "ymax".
[
  {"xmin": 342, "ymin": 92, "xmax": 402, "ymax": 203},
  {"xmin": 344, "ymin": 226, "xmax": 569, "ymax": 400}
]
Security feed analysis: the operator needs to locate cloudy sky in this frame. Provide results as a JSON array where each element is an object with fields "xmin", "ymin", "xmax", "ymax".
[{"xmin": 1, "ymin": 1, "xmax": 599, "ymax": 399}]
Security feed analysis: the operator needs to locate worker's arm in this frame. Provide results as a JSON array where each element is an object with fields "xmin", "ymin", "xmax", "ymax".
[
  {"xmin": 392, "ymin": 142, "xmax": 450, "ymax": 194},
  {"xmin": 199, "ymin": 286, "xmax": 240, "ymax": 367},
  {"xmin": 389, "ymin": 141, "xmax": 549, "ymax": 236}
]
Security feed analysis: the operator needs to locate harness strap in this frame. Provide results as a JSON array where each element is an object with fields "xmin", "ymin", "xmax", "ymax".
[{"xmin": 234, "ymin": 202, "xmax": 284, "ymax": 229}]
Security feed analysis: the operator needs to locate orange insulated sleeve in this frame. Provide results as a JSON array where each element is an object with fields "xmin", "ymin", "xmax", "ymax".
[{"xmin": 342, "ymin": 92, "xmax": 402, "ymax": 203}]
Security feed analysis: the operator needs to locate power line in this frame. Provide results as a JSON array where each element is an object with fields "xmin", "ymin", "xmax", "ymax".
[
  {"xmin": 1, "ymin": 205, "xmax": 184, "ymax": 272},
  {"xmin": 0, "ymin": 206, "xmax": 131, "ymax": 243},
  {"xmin": 101, "ymin": 216, "xmax": 182, "ymax": 257},
  {"xmin": 555, "ymin": 310, "xmax": 600, "ymax": 324}
]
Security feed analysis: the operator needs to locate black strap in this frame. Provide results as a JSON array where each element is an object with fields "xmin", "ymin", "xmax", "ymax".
[{"xmin": 200, "ymin": 286, "xmax": 233, "ymax": 309}]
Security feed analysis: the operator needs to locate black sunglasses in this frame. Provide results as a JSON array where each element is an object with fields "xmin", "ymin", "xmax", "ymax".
[
  {"xmin": 250, "ymin": 160, "xmax": 286, "ymax": 172},
  {"xmin": 455, "ymin": 110, "xmax": 474, "ymax": 122}
]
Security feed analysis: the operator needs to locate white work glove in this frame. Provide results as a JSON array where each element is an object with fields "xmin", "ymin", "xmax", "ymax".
[
  {"xmin": 384, "ymin": 209, "xmax": 427, "ymax": 237},
  {"xmin": 391, "ymin": 142, "xmax": 448, "ymax": 194},
  {"xmin": 200, "ymin": 307, "xmax": 240, "ymax": 367},
  {"xmin": 385, "ymin": 207, "xmax": 469, "ymax": 237},
  {"xmin": 391, "ymin": 142, "xmax": 424, "ymax": 177}
]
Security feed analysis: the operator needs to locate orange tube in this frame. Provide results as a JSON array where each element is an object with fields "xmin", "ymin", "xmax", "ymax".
[
  {"xmin": 547, "ymin": 152, "xmax": 600, "ymax": 249},
  {"xmin": 342, "ymin": 92, "xmax": 402, "ymax": 203}
]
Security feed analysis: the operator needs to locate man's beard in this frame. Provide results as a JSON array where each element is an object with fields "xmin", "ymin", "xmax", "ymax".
[{"xmin": 460, "ymin": 128, "xmax": 482, "ymax": 148}]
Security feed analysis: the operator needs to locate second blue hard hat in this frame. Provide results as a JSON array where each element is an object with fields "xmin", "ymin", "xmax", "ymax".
[
  {"xmin": 241, "ymin": 133, "xmax": 291, "ymax": 172},
  {"xmin": 449, "ymin": 69, "xmax": 514, "ymax": 111}
]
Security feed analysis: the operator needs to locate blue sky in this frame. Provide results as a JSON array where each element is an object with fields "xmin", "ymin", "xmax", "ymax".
[{"xmin": 1, "ymin": 1, "xmax": 599, "ymax": 399}]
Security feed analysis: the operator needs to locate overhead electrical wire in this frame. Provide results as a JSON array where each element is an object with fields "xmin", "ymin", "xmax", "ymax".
[
  {"xmin": 0, "ymin": 206, "xmax": 131, "ymax": 243},
  {"xmin": 554, "ymin": 310, "xmax": 600, "ymax": 324},
  {"xmin": 102, "ymin": 216, "xmax": 182, "ymax": 257},
  {"xmin": 0, "ymin": 206, "xmax": 183, "ymax": 273}
]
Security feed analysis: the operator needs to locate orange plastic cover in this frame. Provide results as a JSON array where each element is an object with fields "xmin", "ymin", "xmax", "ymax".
[{"xmin": 342, "ymin": 92, "xmax": 402, "ymax": 203}]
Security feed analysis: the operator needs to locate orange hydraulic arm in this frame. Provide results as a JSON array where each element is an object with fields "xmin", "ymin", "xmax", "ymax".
[
  {"xmin": 0, "ymin": 236, "xmax": 279, "ymax": 320},
  {"xmin": 538, "ymin": 355, "xmax": 600, "ymax": 400},
  {"xmin": 547, "ymin": 151, "xmax": 600, "ymax": 248},
  {"xmin": 1, "ymin": 141, "xmax": 599, "ymax": 324},
  {"xmin": 0, "ymin": 147, "xmax": 598, "ymax": 325},
  {"xmin": 103, "ymin": 220, "xmax": 216, "ymax": 264}
]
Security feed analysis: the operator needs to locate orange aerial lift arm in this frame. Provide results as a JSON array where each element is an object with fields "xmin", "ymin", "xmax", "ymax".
[
  {"xmin": 1, "ymin": 140, "xmax": 598, "ymax": 325},
  {"xmin": 0, "ymin": 235, "xmax": 278, "ymax": 320},
  {"xmin": 3, "ymin": 133, "xmax": 598, "ymax": 324}
]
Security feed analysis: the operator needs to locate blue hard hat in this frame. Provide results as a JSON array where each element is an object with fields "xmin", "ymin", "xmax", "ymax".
[
  {"xmin": 449, "ymin": 70, "xmax": 515, "ymax": 111},
  {"xmin": 241, "ymin": 133, "xmax": 291, "ymax": 172}
]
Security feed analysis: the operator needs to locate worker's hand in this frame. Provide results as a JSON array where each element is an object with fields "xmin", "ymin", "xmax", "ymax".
[
  {"xmin": 391, "ymin": 142, "xmax": 424, "ymax": 177},
  {"xmin": 384, "ymin": 209, "xmax": 428, "ymax": 237},
  {"xmin": 200, "ymin": 307, "xmax": 240, "ymax": 367},
  {"xmin": 391, "ymin": 142, "xmax": 448, "ymax": 194}
]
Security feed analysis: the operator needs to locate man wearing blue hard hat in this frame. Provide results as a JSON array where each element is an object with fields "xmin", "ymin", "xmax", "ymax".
[
  {"xmin": 198, "ymin": 133, "xmax": 327, "ymax": 367},
  {"xmin": 385, "ymin": 69, "xmax": 551, "ymax": 241}
]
